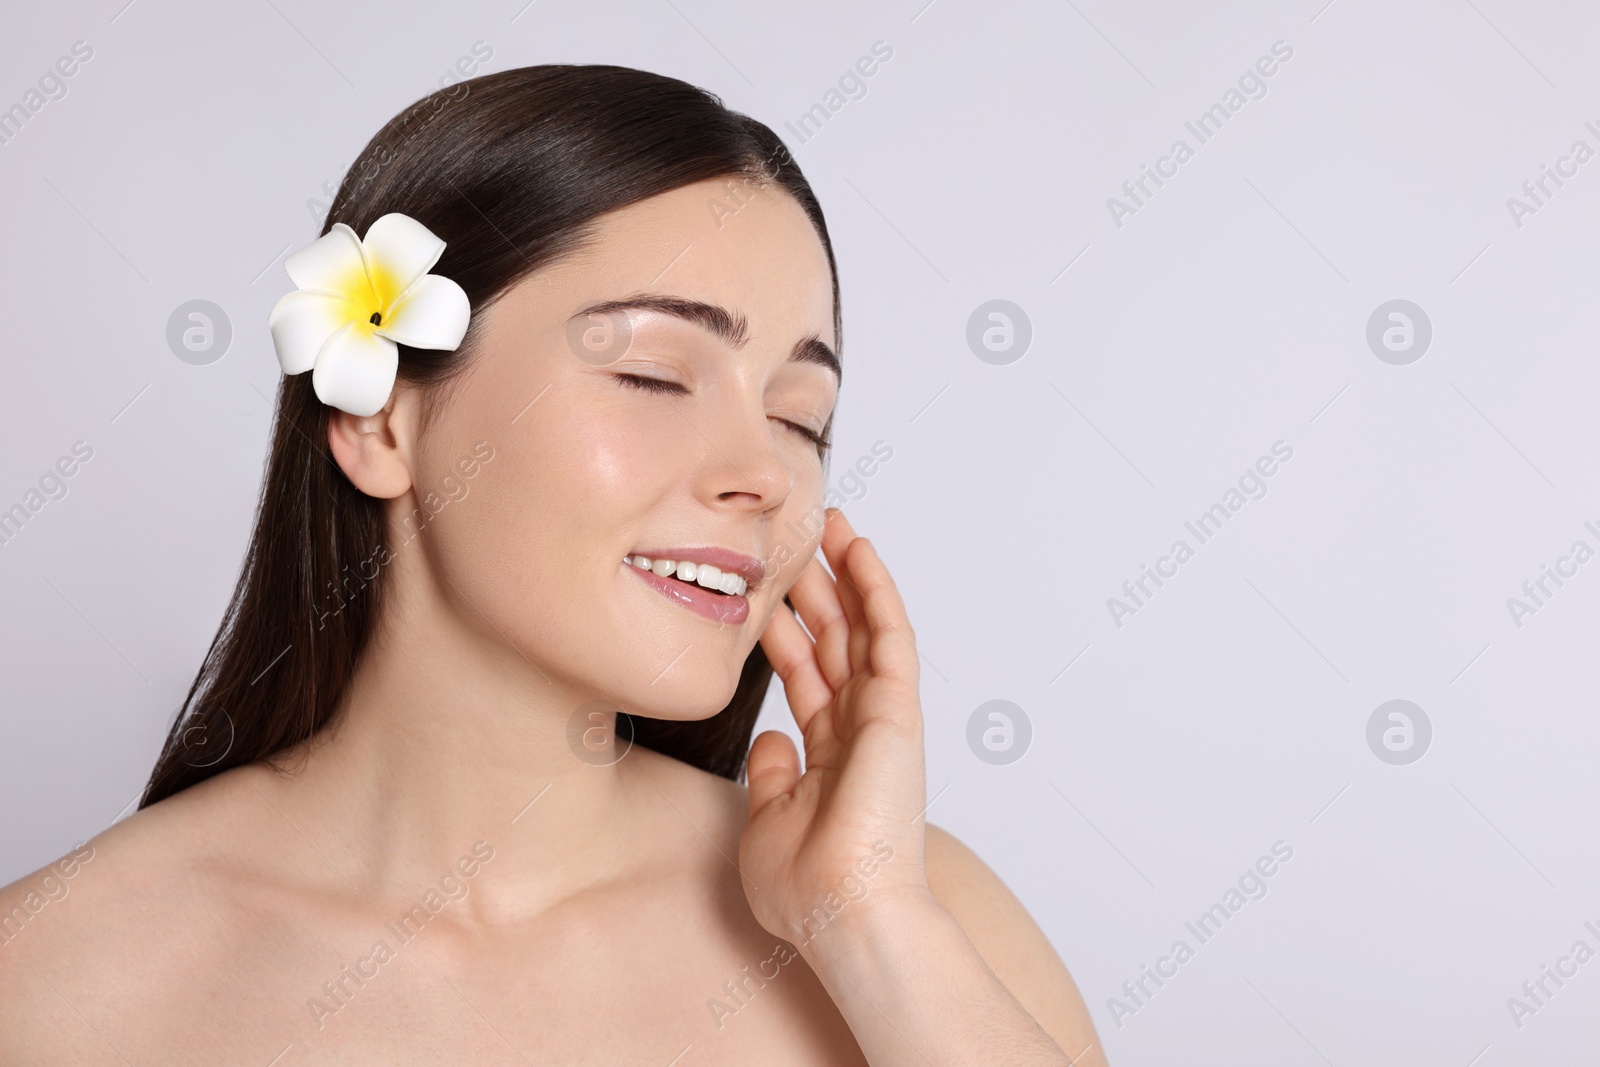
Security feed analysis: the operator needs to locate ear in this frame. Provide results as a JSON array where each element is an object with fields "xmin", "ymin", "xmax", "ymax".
[{"xmin": 326, "ymin": 383, "xmax": 420, "ymax": 499}]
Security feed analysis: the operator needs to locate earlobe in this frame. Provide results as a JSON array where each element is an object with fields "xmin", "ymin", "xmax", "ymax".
[{"xmin": 326, "ymin": 388, "xmax": 416, "ymax": 499}]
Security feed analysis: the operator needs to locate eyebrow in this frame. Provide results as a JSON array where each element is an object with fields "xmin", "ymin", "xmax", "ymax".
[{"xmin": 571, "ymin": 293, "xmax": 840, "ymax": 384}]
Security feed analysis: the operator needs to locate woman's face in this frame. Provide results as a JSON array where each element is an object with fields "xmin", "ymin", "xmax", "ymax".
[{"xmin": 396, "ymin": 176, "xmax": 838, "ymax": 718}]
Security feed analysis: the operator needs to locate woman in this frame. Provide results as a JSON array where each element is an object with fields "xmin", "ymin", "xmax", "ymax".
[{"xmin": 0, "ymin": 65, "xmax": 1105, "ymax": 1065}]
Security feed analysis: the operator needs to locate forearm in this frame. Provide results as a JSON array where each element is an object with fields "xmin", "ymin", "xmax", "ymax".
[{"xmin": 800, "ymin": 889, "xmax": 1075, "ymax": 1067}]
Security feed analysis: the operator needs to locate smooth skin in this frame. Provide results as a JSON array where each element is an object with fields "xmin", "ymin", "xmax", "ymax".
[{"xmin": 0, "ymin": 175, "xmax": 1106, "ymax": 1065}]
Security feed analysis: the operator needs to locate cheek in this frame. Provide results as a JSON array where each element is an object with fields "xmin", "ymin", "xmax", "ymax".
[
  {"xmin": 427, "ymin": 396, "xmax": 682, "ymax": 605},
  {"xmin": 766, "ymin": 470, "xmax": 828, "ymax": 592},
  {"xmin": 488, "ymin": 405, "xmax": 663, "ymax": 542}
]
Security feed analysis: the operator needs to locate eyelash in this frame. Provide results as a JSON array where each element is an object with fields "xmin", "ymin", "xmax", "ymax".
[{"xmin": 614, "ymin": 373, "xmax": 830, "ymax": 451}]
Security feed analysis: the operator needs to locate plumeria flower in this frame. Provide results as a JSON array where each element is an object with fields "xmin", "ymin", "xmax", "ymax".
[{"xmin": 268, "ymin": 212, "xmax": 470, "ymax": 416}]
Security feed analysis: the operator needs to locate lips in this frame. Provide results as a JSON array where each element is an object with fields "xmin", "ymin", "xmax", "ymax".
[
  {"xmin": 621, "ymin": 545, "xmax": 762, "ymax": 626},
  {"xmin": 626, "ymin": 546, "xmax": 765, "ymax": 594},
  {"xmin": 624, "ymin": 561, "xmax": 751, "ymax": 625}
]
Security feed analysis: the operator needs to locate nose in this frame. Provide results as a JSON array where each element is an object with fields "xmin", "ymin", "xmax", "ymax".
[{"xmin": 694, "ymin": 398, "xmax": 794, "ymax": 515}]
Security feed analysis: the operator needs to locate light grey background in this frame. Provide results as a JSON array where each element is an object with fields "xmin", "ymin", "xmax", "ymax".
[{"xmin": 4, "ymin": 0, "xmax": 1598, "ymax": 1062}]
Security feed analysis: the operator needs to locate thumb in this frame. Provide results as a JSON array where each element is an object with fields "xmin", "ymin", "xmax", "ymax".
[{"xmin": 746, "ymin": 729, "xmax": 801, "ymax": 816}]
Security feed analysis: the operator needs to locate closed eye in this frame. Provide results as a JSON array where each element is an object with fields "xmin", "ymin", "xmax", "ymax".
[
  {"xmin": 614, "ymin": 372, "xmax": 688, "ymax": 397},
  {"xmin": 614, "ymin": 374, "xmax": 830, "ymax": 453}
]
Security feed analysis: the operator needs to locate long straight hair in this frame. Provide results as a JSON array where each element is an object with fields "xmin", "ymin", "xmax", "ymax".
[{"xmin": 140, "ymin": 65, "xmax": 841, "ymax": 808}]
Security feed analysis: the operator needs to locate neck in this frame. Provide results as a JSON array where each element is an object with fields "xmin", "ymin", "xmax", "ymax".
[{"xmin": 260, "ymin": 547, "xmax": 648, "ymax": 922}]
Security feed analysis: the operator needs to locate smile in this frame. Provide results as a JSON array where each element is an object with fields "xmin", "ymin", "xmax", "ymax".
[
  {"xmin": 625, "ymin": 554, "xmax": 749, "ymax": 596},
  {"xmin": 622, "ymin": 549, "xmax": 762, "ymax": 625}
]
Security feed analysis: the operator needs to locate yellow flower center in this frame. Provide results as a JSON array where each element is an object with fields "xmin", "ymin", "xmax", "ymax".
[{"xmin": 334, "ymin": 257, "xmax": 405, "ymax": 337}]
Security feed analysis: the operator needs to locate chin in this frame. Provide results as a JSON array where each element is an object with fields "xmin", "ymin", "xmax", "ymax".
[{"xmin": 613, "ymin": 666, "xmax": 746, "ymax": 723}]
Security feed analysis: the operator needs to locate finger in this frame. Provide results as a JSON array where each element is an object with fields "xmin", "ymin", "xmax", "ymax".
[
  {"xmin": 758, "ymin": 596, "xmax": 835, "ymax": 737},
  {"xmin": 850, "ymin": 536, "xmax": 920, "ymax": 687},
  {"xmin": 746, "ymin": 729, "xmax": 801, "ymax": 817},
  {"xmin": 819, "ymin": 508, "xmax": 866, "ymax": 622},
  {"xmin": 820, "ymin": 509, "xmax": 872, "ymax": 674},
  {"xmin": 784, "ymin": 554, "xmax": 853, "ymax": 692}
]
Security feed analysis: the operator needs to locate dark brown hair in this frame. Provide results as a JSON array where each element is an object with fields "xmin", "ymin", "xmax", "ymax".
[{"xmin": 140, "ymin": 64, "xmax": 841, "ymax": 808}]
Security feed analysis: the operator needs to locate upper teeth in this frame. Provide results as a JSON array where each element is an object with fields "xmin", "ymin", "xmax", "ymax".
[{"xmin": 625, "ymin": 555, "xmax": 748, "ymax": 596}]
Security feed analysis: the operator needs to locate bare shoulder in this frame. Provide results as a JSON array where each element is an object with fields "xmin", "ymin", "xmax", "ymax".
[
  {"xmin": 924, "ymin": 823, "xmax": 1108, "ymax": 1067},
  {"xmin": 0, "ymin": 772, "xmax": 231, "ymax": 954},
  {"xmin": 0, "ymin": 766, "xmax": 275, "ymax": 1061}
]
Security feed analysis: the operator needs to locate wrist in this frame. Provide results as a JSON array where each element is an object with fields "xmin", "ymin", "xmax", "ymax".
[{"xmin": 792, "ymin": 882, "xmax": 951, "ymax": 979}]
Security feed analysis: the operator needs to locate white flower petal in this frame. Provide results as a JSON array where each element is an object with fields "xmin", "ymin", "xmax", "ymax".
[
  {"xmin": 269, "ymin": 289, "xmax": 351, "ymax": 375},
  {"xmin": 311, "ymin": 323, "xmax": 399, "ymax": 417},
  {"xmin": 363, "ymin": 213, "xmax": 447, "ymax": 308},
  {"xmin": 375, "ymin": 274, "xmax": 471, "ymax": 351},
  {"xmin": 284, "ymin": 223, "xmax": 371, "ymax": 297}
]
